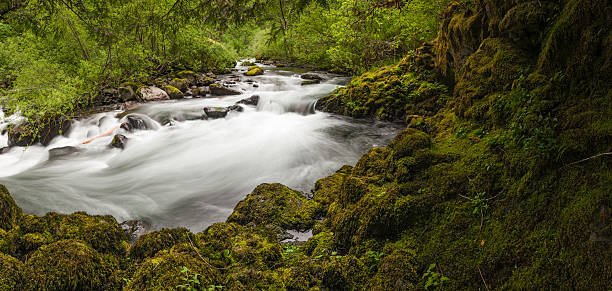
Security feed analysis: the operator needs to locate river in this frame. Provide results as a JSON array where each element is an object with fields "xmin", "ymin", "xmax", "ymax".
[{"xmin": 0, "ymin": 63, "xmax": 401, "ymax": 232}]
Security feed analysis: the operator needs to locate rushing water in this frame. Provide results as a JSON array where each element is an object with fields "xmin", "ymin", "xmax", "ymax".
[{"xmin": 0, "ymin": 64, "xmax": 401, "ymax": 232}]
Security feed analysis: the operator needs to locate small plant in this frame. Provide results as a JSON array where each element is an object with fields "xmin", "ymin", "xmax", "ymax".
[
  {"xmin": 177, "ymin": 266, "xmax": 223, "ymax": 291},
  {"xmin": 422, "ymin": 263, "xmax": 450, "ymax": 290},
  {"xmin": 471, "ymin": 192, "xmax": 489, "ymax": 216},
  {"xmin": 365, "ymin": 250, "xmax": 384, "ymax": 273}
]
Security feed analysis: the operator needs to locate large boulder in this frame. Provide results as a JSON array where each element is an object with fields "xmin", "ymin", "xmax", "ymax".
[
  {"xmin": 128, "ymin": 227, "xmax": 195, "ymax": 261},
  {"xmin": 48, "ymin": 146, "xmax": 80, "ymax": 160},
  {"xmin": 0, "ymin": 253, "xmax": 24, "ymax": 290},
  {"xmin": 120, "ymin": 115, "xmax": 150, "ymax": 132},
  {"xmin": 203, "ymin": 107, "xmax": 229, "ymax": 119},
  {"xmin": 0, "ymin": 185, "xmax": 21, "ymax": 231},
  {"xmin": 138, "ymin": 86, "xmax": 170, "ymax": 102},
  {"xmin": 7, "ymin": 116, "xmax": 71, "ymax": 147},
  {"xmin": 227, "ymin": 183, "xmax": 319, "ymax": 231},
  {"xmin": 209, "ymin": 84, "xmax": 241, "ymax": 96},
  {"xmin": 237, "ymin": 95, "xmax": 260, "ymax": 106},
  {"xmin": 23, "ymin": 240, "xmax": 119, "ymax": 290}
]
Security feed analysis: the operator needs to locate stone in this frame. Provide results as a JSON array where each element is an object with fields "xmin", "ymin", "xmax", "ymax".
[
  {"xmin": 48, "ymin": 146, "xmax": 80, "ymax": 160},
  {"xmin": 110, "ymin": 134, "xmax": 128, "ymax": 149},
  {"xmin": 209, "ymin": 84, "xmax": 241, "ymax": 96},
  {"xmin": 237, "ymin": 95, "xmax": 260, "ymax": 106},
  {"xmin": 301, "ymin": 73, "xmax": 323, "ymax": 80},
  {"xmin": 8, "ymin": 116, "xmax": 72, "ymax": 147},
  {"xmin": 227, "ymin": 105, "xmax": 244, "ymax": 112},
  {"xmin": 138, "ymin": 86, "xmax": 170, "ymax": 102},
  {"xmin": 120, "ymin": 115, "xmax": 148, "ymax": 132},
  {"xmin": 203, "ymin": 107, "xmax": 229, "ymax": 119}
]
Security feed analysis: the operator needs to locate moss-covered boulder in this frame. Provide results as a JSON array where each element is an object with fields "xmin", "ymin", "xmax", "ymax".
[
  {"xmin": 126, "ymin": 249, "xmax": 220, "ymax": 291},
  {"xmin": 176, "ymin": 70, "xmax": 197, "ymax": 84},
  {"xmin": 19, "ymin": 212, "xmax": 129, "ymax": 257},
  {"xmin": 0, "ymin": 253, "xmax": 24, "ymax": 290},
  {"xmin": 163, "ymin": 85, "xmax": 184, "ymax": 99},
  {"xmin": 129, "ymin": 227, "xmax": 195, "ymax": 261},
  {"xmin": 245, "ymin": 65, "xmax": 264, "ymax": 76},
  {"xmin": 227, "ymin": 183, "xmax": 319, "ymax": 231},
  {"xmin": 23, "ymin": 240, "xmax": 118, "ymax": 290},
  {"xmin": 0, "ymin": 185, "xmax": 21, "ymax": 230},
  {"xmin": 169, "ymin": 78, "xmax": 189, "ymax": 92}
]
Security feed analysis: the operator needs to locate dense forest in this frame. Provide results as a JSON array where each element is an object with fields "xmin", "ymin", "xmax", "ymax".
[{"xmin": 1, "ymin": 0, "xmax": 611, "ymax": 290}]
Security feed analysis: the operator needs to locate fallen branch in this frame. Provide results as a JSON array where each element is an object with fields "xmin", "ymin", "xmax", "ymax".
[
  {"xmin": 478, "ymin": 266, "xmax": 490, "ymax": 291},
  {"xmin": 565, "ymin": 152, "xmax": 612, "ymax": 167},
  {"xmin": 79, "ymin": 124, "xmax": 119, "ymax": 145}
]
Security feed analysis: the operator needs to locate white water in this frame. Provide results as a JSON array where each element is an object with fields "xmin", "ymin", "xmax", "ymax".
[{"xmin": 0, "ymin": 65, "xmax": 401, "ymax": 232}]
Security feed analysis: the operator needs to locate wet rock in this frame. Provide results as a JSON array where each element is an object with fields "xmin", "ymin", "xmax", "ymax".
[
  {"xmin": 209, "ymin": 84, "xmax": 241, "ymax": 96},
  {"xmin": 198, "ymin": 76, "xmax": 215, "ymax": 86},
  {"xmin": 0, "ymin": 147, "xmax": 10, "ymax": 155},
  {"xmin": 237, "ymin": 95, "xmax": 260, "ymax": 106},
  {"xmin": 176, "ymin": 71, "xmax": 197, "ymax": 84},
  {"xmin": 120, "ymin": 220, "xmax": 151, "ymax": 244},
  {"xmin": 301, "ymin": 73, "xmax": 323, "ymax": 80},
  {"xmin": 120, "ymin": 115, "xmax": 148, "ymax": 132},
  {"xmin": 8, "ymin": 116, "xmax": 72, "ymax": 147},
  {"xmin": 48, "ymin": 146, "xmax": 80, "ymax": 160},
  {"xmin": 138, "ymin": 86, "xmax": 170, "ymax": 102},
  {"xmin": 203, "ymin": 107, "xmax": 229, "ymax": 119},
  {"xmin": 110, "ymin": 134, "xmax": 128, "ymax": 149},
  {"xmin": 227, "ymin": 105, "xmax": 244, "ymax": 112},
  {"xmin": 191, "ymin": 87, "xmax": 210, "ymax": 98},
  {"xmin": 301, "ymin": 80, "xmax": 321, "ymax": 86},
  {"xmin": 245, "ymin": 79, "xmax": 254, "ymax": 83},
  {"xmin": 253, "ymin": 84, "xmax": 259, "ymax": 88},
  {"xmin": 119, "ymin": 86, "xmax": 136, "ymax": 102}
]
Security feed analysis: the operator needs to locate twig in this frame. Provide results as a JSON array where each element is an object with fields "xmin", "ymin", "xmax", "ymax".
[
  {"xmin": 564, "ymin": 152, "xmax": 612, "ymax": 167},
  {"xmin": 186, "ymin": 234, "xmax": 230, "ymax": 270},
  {"xmin": 458, "ymin": 194, "xmax": 473, "ymax": 201},
  {"xmin": 477, "ymin": 266, "xmax": 490, "ymax": 291}
]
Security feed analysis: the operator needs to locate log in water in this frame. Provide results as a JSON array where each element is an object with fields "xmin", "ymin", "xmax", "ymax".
[{"xmin": 0, "ymin": 64, "xmax": 401, "ymax": 232}]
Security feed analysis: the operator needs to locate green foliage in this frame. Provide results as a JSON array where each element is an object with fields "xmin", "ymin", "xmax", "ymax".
[{"xmin": 422, "ymin": 263, "xmax": 450, "ymax": 290}]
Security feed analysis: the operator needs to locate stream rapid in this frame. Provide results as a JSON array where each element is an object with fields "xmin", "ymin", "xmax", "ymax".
[{"xmin": 0, "ymin": 64, "xmax": 401, "ymax": 232}]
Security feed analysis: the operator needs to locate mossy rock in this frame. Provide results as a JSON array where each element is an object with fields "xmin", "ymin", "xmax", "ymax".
[
  {"xmin": 176, "ymin": 70, "xmax": 196, "ymax": 83},
  {"xmin": 387, "ymin": 128, "xmax": 431, "ymax": 160},
  {"xmin": 198, "ymin": 222, "xmax": 244, "ymax": 256},
  {"xmin": 352, "ymin": 147, "xmax": 393, "ymax": 184},
  {"xmin": 225, "ymin": 266, "xmax": 284, "ymax": 290},
  {"xmin": 0, "ymin": 184, "xmax": 21, "ymax": 230},
  {"xmin": 245, "ymin": 66, "xmax": 264, "ymax": 76},
  {"xmin": 301, "ymin": 80, "xmax": 320, "ymax": 86},
  {"xmin": 0, "ymin": 228, "xmax": 18, "ymax": 255},
  {"xmin": 0, "ymin": 253, "xmax": 24, "ymax": 290},
  {"xmin": 368, "ymin": 249, "xmax": 418, "ymax": 290},
  {"xmin": 126, "ymin": 249, "xmax": 220, "ymax": 291},
  {"xmin": 321, "ymin": 255, "xmax": 368, "ymax": 290},
  {"xmin": 227, "ymin": 183, "xmax": 319, "ymax": 231},
  {"xmin": 163, "ymin": 85, "xmax": 183, "ymax": 99},
  {"xmin": 228, "ymin": 227, "xmax": 283, "ymax": 269},
  {"xmin": 313, "ymin": 165, "xmax": 353, "ymax": 213},
  {"xmin": 169, "ymin": 78, "xmax": 189, "ymax": 92},
  {"xmin": 23, "ymin": 240, "xmax": 118, "ymax": 290},
  {"xmin": 241, "ymin": 61, "xmax": 256, "ymax": 66},
  {"xmin": 129, "ymin": 227, "xmax": 196, "ymax": 261},
  {"xmin": 302, "ymin": 231, "xmax": 335, "ymax": 257}
]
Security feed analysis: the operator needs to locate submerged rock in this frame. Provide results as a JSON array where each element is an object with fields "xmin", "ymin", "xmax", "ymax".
[
  {"xmin": 120, "ymin": 115, "xmax": 148, "ymax": 132},
  {"xmin": 119, "ymin": 220, "xmax": 151, "ymax": 244},
  {"xmin": 203, "ymin": 107, "xmax": 229, "ymax": 119},
  {"xmin": 301, "ymin": 80, "xmax": 321, "ymax": 86},
  {"xmin": 301, "ymin": 73, "xmax": 323, "ymax": 80},
  {"xmin": 209, "ymin": 83, "xmax": 241, "ymax": 96},
  {"xmin": 109, "ymin": 134, "xmax": 128, "ymax": 149},
  {"xmin": 227, "ymin": 105, "xmax": 244, "ymax": 112},
  {"xmin": 48, "ymin": 146, "xmax": 80, "ymax": 160},
  {"xmin": 0, "ymin": 147, "xmax": 10, "ymax": 155},
  {"xmin": 237, "ymin": 95, "xmax": 260, "ymax": 106}
]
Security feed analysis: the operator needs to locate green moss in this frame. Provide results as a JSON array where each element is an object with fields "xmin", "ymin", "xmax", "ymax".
[
  {"xmin": 129, "ymin": 228, "xmax": 195, "ymax": 261},
  {"xmin": 321, "ymin": 255, "xmax": 368, "ymax": 290},
  {"xmin": 0, "ymin": 253, "xmax": 24, "ymax": 290},
  {"xmin": 224, "ymin": 266, "xmax": 284, "ymax": 290},
  {"xmin": 169, "ymin": 78, "xmax": 189, "ymax": 92},
  {"xmin": 388, "ymin": 128, "xmax": 432, "ymax": 160},
  {"xmin": 227, "ymin": 183, "xmax": 319, "ymax": 231},
  {"xmin": 0, "ymin": 228, "xmax": 18, "ymax": 255},
  {"xmin": 23, "ymin": 240, "xmax": 118, "ymax": 290},
  {"xmin": 126, "ymin": 249, "xmax": 220, "ymax": 291},
  {"xmin": 176, "ymin": 70, "xmax": 196, "ymax": 81},
  {"xmin": 313, "ymin": 165, "xmax": 352, "ymax": 213},
  {"xmin": 369, "ymin": 248, "xmax": 418, "ymax": 290},
  {"xmin": 0, "ymin": 184, "xmax": 22, "ymax": 230},
  {"xmin": 163, "ymin": 85, "xmax": 183, "ymax": 99},
  {"xmin": 19, "ymin": 212, "xmax": 128, "ymax": 257},
  {"xmin": 228, "ymin": 227, "xmax": 283, "ymax": 269},
  {"xmin": 245, "ymin": 66, "xmax": 264, "ymax": 76}
]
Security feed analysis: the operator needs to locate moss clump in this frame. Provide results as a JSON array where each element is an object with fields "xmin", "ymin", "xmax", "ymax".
[
  {"xmin": 176, "ymin": 70, "xmax": 196, "ymax": 83},
  {"xmin": 387, "ymin": 128, "xmax": 432, "ymax": 160},
  {"xmin": 227, "ymin": 183, "xmax": 319, "ymax": 231},
  {"xmin": 129, "ymin": 227, "xmax": 196, "ymax": 261},
  {"xmin": 19, "ymin": 212, "xmax": 129, "ymax": 257},
  {"xmin": 0, "ymin": 253, "xmax": 24, "ymax": 290},
  {"xmin": 0, "ymin": 184, "xmax": 22, "ymax": 230},
  {"xmin": 245, "ymin": 66, "xmax": 264, "ymax": 76},
  {"xmin": 23, "ymin": 240, "xmax": 118, "ymax": 290},
  {"xmin": 126, "ymin": 249, "xmax": 220, "ymax": 291},
  {"xmin": 0, "ymin": 228, "xmax": 18, "ymax": 256},
  {"xmin": 169, "ymin": 78, "xmax": 189, "ymax": 92},
  {"xmin": 369, "ymin": 248, "xmax": 418, "ymax": 290},
  {"xmin": 163, "ymin": 85, "xmax": 183, "ymax": 99}
]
